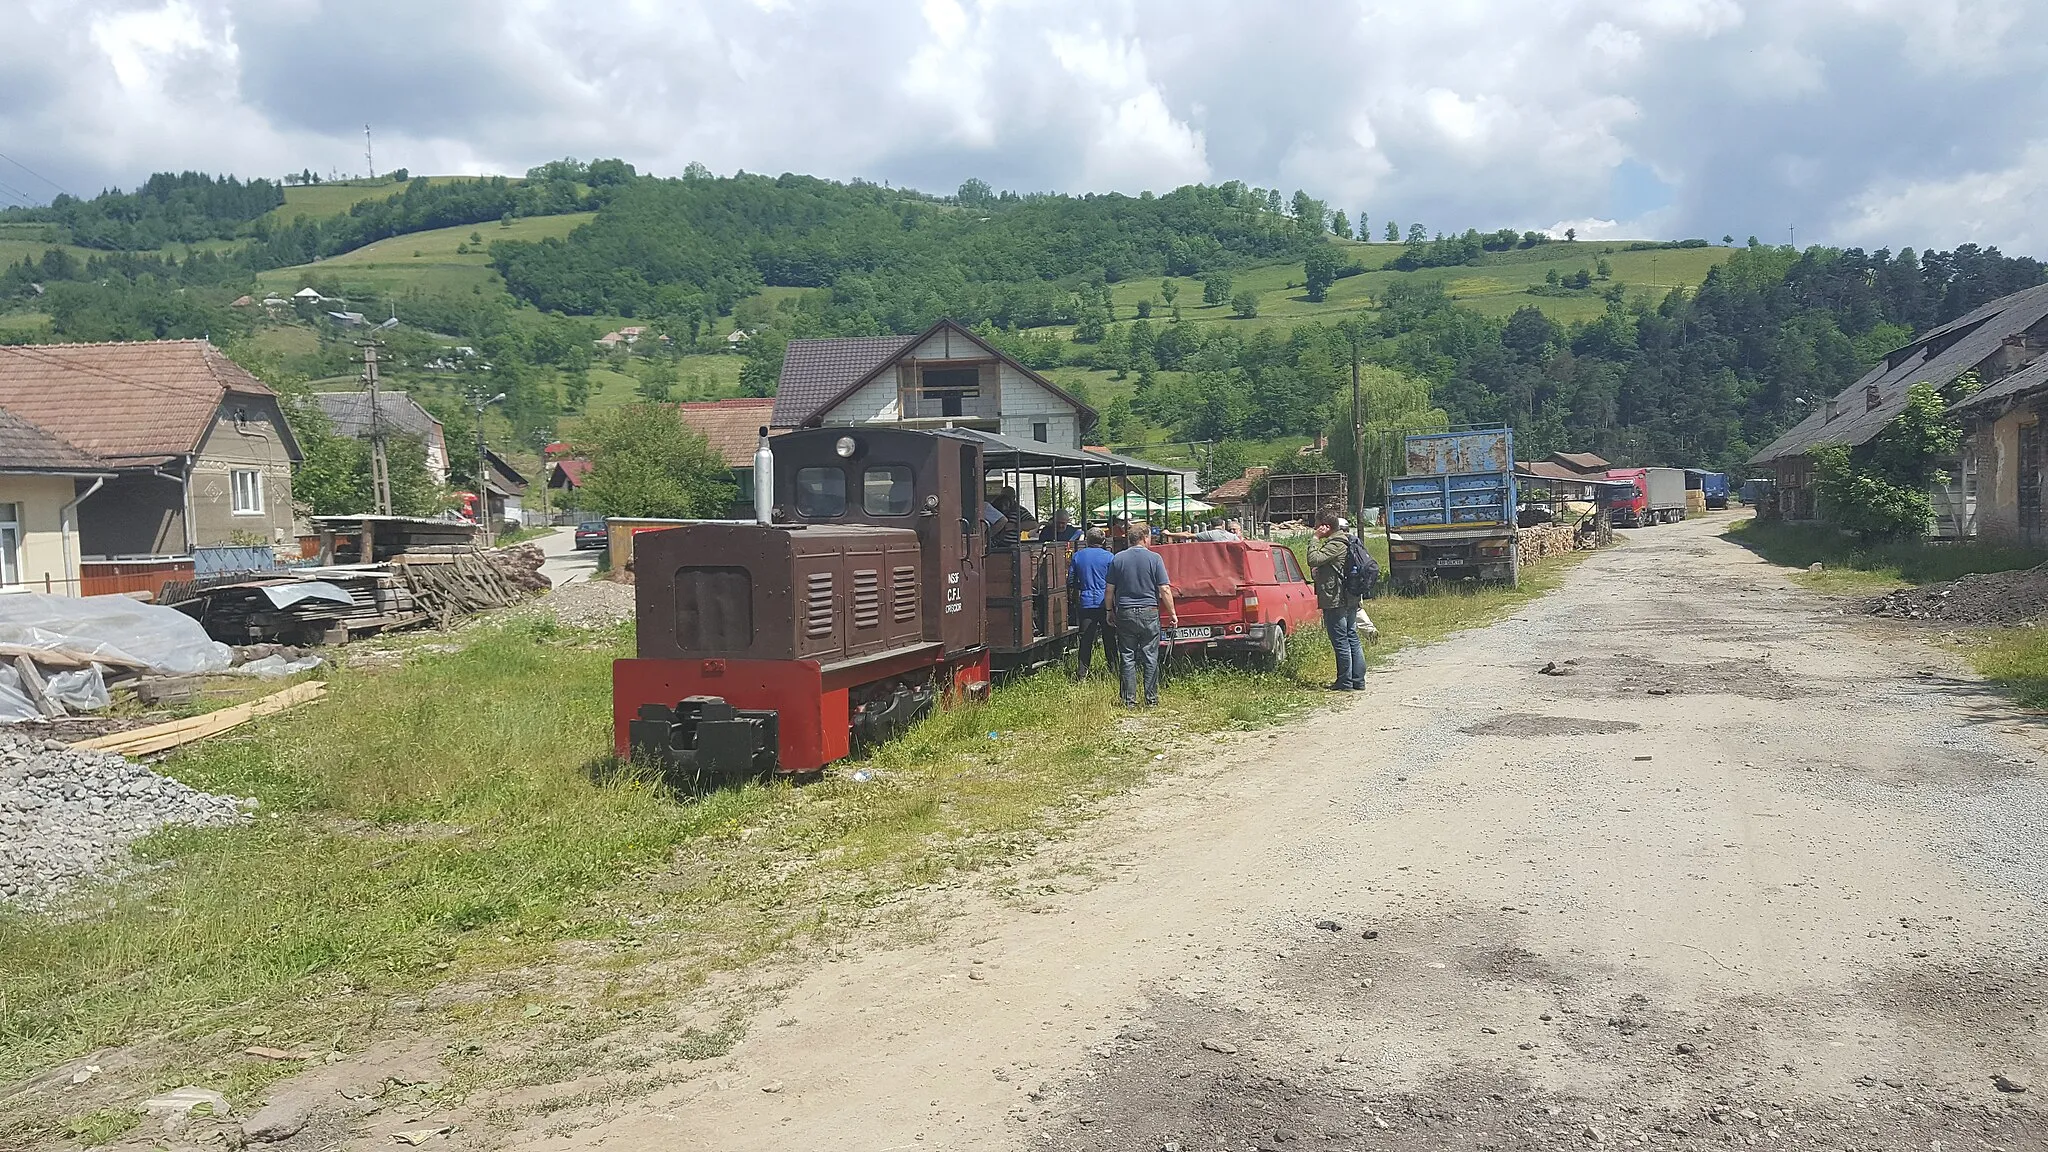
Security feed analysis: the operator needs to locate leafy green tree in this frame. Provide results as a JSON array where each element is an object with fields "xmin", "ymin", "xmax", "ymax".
[
  {"xmin": 1320, "ymin": 365, "xmax": 1449, "ymax": 508},
  {"xmin": 1811, "ymin": 382, "xmax": 1960, "ymax": 540},
  {"xmin": 1406, "ymin": 223, "xmax": 1427, "ymax": 244},
  {"xmin": 1103, "ymin": 396, "xmax": 1137, "ymax": 442},
  {"xmin": 1596, "ymin": 256, "xmax": 1613, "ymax": 280},
  {"xmin": 1565, "ymin": 227, "xmax": 1577, "ymax": 242},
  {"xmin": 1160, "ymin": 279, "xmax": 1178, "ymax": 307},
  {"xmin": 1230, "ymin": 289, "xmax": 1260, "ymax": 318},
  {"xmin": 1304, "ymin": 247, "xmax": 1340, "ymax": 303},
  {"xmin": 1199, "ymin": 440, "xmax": 1251, "ymax": 489},
  {"xmin": 1566, "ymin": 268, "xmax": 1592, "ymax": 290},
  {"xmin": 1331, "ymin": 210, "xmax": 1351, "ymax": 240},
  {"xmin": 1202, "ymin": 272, "xmax": 1232, "ymax": 305},
  {"xmin": 1136, "ymin": 298, "xmax": 1153, "ymax": 318},
  {"xmin": 1384, "ymin": 221, "xmax": 1399, "ymax": 242},
  {"xmin": 637, "ymin": 356, "xmax": 678, "ymax": 401},
  {"xmin": 956, "ymin": 177, "xmax": 996, "ymax": 208},
  {"xmin": 576, "ymin": 403, "xmax": 735, "ymax": 519}
]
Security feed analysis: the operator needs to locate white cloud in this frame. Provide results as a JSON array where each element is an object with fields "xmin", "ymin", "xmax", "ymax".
[{"xmin": 2, "ymin": 0, "xmax": 2046, "ymax": 254}]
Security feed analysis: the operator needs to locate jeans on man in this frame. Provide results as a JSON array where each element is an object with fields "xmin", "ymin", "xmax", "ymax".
[
  {"xmin": 1323, "ymin": 602, "xmax": 1366, "ymax": 689},
  {"xmin": 1075, "ymin": 605, "xmax": 1116, "ymax": 676},
  {"xmin": 1115, "ymin": 605, "xmax": 1163, "ymax": 706}
]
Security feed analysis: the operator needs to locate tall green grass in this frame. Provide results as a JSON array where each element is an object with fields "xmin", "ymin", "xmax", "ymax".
[{"xmin": 1724, "ymin": 517, "xmax": 2046, "ymax": 592}]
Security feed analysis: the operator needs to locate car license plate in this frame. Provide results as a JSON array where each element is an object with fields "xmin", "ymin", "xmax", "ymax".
[
  {"xmin": 1169, "ymin": 626, "xmax": 1213, "ymax": 640},
  {"xmin": 1435, "ymin": 556, "xmax": 1466, "ymax": 566}
]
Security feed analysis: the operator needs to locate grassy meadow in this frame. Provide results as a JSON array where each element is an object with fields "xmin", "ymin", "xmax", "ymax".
[
  {"xmin": 253, "ymin": 212, "xmax": 595, "ymax": 299},
  {"xmin": 0, "ymin": 538, "xmax": 1594, "ymax": 1144}
]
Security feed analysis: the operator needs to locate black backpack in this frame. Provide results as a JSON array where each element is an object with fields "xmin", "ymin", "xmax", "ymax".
[{"xmin": 1341, "ymin": 534, "xmax": 1380, "ymax": 599}]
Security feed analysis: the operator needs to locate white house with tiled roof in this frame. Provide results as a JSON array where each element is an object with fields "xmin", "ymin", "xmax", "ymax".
[{"xmin": 770, "ymin": 320, "xmax": 1095, "ymax": 450}]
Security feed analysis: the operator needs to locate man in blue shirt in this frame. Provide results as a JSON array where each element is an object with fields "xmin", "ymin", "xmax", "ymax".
[
  {"xmin": 1068, "ymin": 530, "xmax": 1115, "ymax": 678},
  {"xmin": 1104, "ymin": 525, "xmax": 1178, "ymax": 707}
]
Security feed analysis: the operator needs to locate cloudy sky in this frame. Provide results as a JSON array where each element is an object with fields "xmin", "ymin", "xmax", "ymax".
[{"xmin": 3, "ymin": 0, "xmax": 2045, "ymax": 253}]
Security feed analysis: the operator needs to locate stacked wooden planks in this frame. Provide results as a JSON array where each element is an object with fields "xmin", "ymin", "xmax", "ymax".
[{"xmin": 72, "ymin": 681, "xmax": 328, "ymax": 757}]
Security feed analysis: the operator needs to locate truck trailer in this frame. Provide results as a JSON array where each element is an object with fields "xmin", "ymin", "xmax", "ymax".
[
  {"xmin": 1385, "ymin": 427, "xmax": 1519, "ymax": 591},
  {"xmin": 1603, "ymin": 467, "xmax": 1688, "ymax": 526},
  {"xmin": 1684, "ymin": 469, "xmax": 1731, "ymax": 509}
]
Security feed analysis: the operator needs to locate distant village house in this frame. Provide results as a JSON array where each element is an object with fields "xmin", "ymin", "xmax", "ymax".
[{"xmin": 312, "ymin": 390, "xmax": 451, "ymax": 484}]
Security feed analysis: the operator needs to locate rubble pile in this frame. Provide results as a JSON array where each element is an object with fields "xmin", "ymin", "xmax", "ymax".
[
  {"xmin": 1868, "ymin": 567, "xmax": 2048, "ymax": 626},
  {"xmin": 540, "ymin": 578, "xmax": 636, "ymax": 629},
  {"xmin": 0, "ymin": 731, "xmax": 250, "ymax": 908},
  {"xmin": 487, "ymin": 544, "xmax": 551, "ymax": 596}
]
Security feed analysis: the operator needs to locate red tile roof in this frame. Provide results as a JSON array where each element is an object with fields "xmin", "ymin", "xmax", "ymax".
[
  {"xmin": 1204, "ymin": 466, "xmax": 1269, "ymax": 502},
  {"xmin": 770, "ymin": 336, "xmax": 917, "ymax": 428},
  {"xmin": 549, "ymin": 458, "xmax": 594, "ymax": 488},
  {"xmin": 679, "ymin": 397, "xmax": 780, "ymax": 469},
  {"xmin": 0, "ymin": 406, "xmax": 109, "ymax": 474},
  {"xmin": 0, "ymin": 340, "xmax": 282, "ymax": 465}
]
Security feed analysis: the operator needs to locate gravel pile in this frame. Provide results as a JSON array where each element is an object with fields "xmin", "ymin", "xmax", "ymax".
[
  {"xmin": 539, "ymin": 578, "xmax": 635, "ymax": 629},
  {"xmin": 0, "ymin": 731, "xmax": 250, "ymax": 908},
  {"xmin": 1867, "ymin": 567, "xmax": 2048, "ymax": 626}
]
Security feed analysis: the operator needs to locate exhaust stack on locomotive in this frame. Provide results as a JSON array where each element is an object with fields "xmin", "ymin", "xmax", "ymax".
[{"xmin": 752, "ymin": 425, "xmax": 774, "ymax": 526}]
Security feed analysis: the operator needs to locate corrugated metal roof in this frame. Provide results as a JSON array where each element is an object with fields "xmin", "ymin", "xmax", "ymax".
[
  {"xmin": 769, "ymin": 336, "xmax": 916, "ymax": 428},
  {"xmin": 1752, "ymin": 282, "xmax": 2048, "ymax": 465},
  {"xmin": 0, "ymin": 339, "xmax": 284, "ymax": 465}
]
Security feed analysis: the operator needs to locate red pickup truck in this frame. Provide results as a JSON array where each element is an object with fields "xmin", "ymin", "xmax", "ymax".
[{"xmin": 1151, "ymin": 540, "xmax": 1320, "ymax": 668}]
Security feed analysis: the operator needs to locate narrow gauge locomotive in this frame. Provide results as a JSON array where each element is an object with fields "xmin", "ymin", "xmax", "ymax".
[{"xmin": 613, "ymin": 424, "xmax": 1180, "ymax": 788}]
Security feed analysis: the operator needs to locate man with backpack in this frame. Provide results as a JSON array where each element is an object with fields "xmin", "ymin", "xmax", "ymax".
[{"xmin": 1307, "ymin": 512, "xmax": 1376, "ymax": 691}]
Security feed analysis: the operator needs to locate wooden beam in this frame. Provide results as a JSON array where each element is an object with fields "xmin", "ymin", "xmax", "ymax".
[{"xmin": 73, "ymin": 681, "xmax": 327, "ymax": 756}]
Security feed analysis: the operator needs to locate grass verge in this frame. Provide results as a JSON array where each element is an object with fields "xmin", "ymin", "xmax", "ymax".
[
  {"xmin": 1721, "ymin": 516, "xmax": 2046, "ymax": 594},
  {"xmin": 0, "ymin": 549, "xmax": 1587, "ymax": 1141},
  {"xmin": 1967, "ymin": 629, "xmax": 2048, "ymax": 709}
]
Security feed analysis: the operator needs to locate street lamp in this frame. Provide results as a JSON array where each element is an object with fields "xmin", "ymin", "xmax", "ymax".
[{"xmin": 473, "ymin": 391, "xmax": 506, "ymax": 545}]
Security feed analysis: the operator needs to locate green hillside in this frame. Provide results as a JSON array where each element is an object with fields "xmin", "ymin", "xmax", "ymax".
[
  {"xmin": 255, "ymin": 212, "xmax": 595, "ymax": 297},
  {"xmin": 263, "ymin": 176, "xmax": 473, "ymax": 223}
]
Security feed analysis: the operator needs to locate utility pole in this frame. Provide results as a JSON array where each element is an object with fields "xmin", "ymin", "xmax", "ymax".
[
  {"xmin": 362, "ymin": 343, "xmax": 393, "ymax": 515},
  {"xmin": 364, "ymin": 124, "xmax": 375, "ymax": 181},
  {"xmin": 1348, "ymin": 324, "xmax": 1366, "ymax": 529}
]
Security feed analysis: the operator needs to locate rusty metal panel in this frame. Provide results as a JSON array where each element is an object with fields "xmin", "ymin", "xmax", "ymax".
[{"xmin": 1404, "ymin": 430, "xmax": 1513, "ymax": 476}]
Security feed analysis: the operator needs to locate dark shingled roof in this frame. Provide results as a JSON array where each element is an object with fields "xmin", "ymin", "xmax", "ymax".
[
  {"xmin": 313, "ymin": 391, "xmax": 445, "ymax": 443},
  {"xmin": 769, "ymin": 335, "xmax": 917, "ymax": 428},
  {"xmin": 1953, "ymin": 355, "xmax": 2048, "ymax": 415},
  {"xmin": 1752, "ymin": 282, "xmax": 2048, "ymax": 466},
  {"xmin": 0, "ymin": 406, "xmax": 109, "ymax": 474}
]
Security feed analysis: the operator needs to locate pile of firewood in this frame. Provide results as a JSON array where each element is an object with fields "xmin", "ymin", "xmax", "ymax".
[
  {"xmin": 1517, "ymin": 523, "xmax": 1587, "ymax": 565},
  {"xmin": 486, "ymin": 544, "xmax": 551, "ymax": 595}
]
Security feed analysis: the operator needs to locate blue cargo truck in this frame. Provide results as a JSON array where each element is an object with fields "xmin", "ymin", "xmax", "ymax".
[
  {"xmin": 1385, "ymin": 427, "xmax": 1519, "ymax": 592},
  {"xmin": 1684, "ymin": 468, "xmax": 1731, "ymax": 509}
]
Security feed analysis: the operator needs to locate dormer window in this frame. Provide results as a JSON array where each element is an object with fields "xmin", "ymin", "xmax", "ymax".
[
  {"xmin": 1865, "ymin": 385, "xmax": 1881, "ymax": 412},
  {"xmin": 1825, "ymin": 399, "xmax": 1840, "ymax": 421}
]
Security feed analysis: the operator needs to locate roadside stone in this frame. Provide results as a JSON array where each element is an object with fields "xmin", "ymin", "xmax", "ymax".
[
  {"xmin": 1201, "ymin": 1038, "xmax": 1239, "ymax": 1055},
  {"xmin": 240, "ymin": 1095, "xmax": 313, "ymax": 1143},
  {"xmin": 1992, "ymin": 1074, "xmax": 2028, "ymax": 1093},
  {"xmin": 1676, "ymin": 1042, "xmax": 1697, "ymax": 1055},
  {"xmin": 1313, "ymin": 920, "xmax": 1342, "ymax": 931}
]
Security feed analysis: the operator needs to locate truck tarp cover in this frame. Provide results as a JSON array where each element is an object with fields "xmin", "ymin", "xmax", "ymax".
[
  {"xmin": 0, "ymin": 592, "xmax": 233, "ymax": 676},
  {"xmin": 1155, "ymin": 542, "xmax": 1268, "ymax": 598}
]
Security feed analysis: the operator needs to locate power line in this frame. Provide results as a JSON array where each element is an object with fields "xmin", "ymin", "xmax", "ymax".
[
  {"xmin": 0, "ymin": 178, "xmax": 36, "ymax": 208},
  {"xmin": 0, "ymin": 150, "xmax": 72, "ymax": 198}
]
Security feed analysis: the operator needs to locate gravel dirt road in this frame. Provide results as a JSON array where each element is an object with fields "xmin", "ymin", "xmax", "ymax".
[{"xmin": 506, "ymin": 514, "xmax": 2048, "ymax": 1151}]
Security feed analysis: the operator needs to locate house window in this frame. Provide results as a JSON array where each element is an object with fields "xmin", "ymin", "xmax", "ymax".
[
  {"xmin": 1032, "ymin": 421, "xmax": 1049, "ymax": 443},
  {"xmin": 231, "ymin": 469, "xmax": 265, "ymax": 515},
  {"xmin": 0, "ymin": 502, "xmax": 18, "ymax": 587},
  {"xmin": 919, "ymin": 367, "xmax": 981, "ymax": 417}
]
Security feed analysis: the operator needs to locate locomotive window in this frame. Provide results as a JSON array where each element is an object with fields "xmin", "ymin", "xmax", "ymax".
[
  {"xmin": 794, "ymin": 466, "xmax": 846, "ymax": 517},
  {"xmin": 863, "ymin": 466, "xmax": 914, "ymax": 515},
  {"xmin": 673, "ymin": 566, "xmax": 752, "ymax": 651}
]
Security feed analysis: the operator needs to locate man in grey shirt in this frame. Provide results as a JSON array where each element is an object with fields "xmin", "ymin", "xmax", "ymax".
[{"xmin": 1104, "ymin": 525, "xmax": 1178, "ymax": 707}]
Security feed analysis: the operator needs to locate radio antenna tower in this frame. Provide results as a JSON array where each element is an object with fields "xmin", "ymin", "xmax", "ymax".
[{"xmin": 364, "ymin": 124, "xmax": 376, "ymax": 180}]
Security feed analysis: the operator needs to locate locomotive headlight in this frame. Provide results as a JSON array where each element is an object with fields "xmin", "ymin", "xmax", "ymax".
[
  {"xmin": 924, "ymin": 494, "xmax": 940, "ymax": 509},
  {"xmin": 834, "ymin": 436, "xmax": 857, "ymax": 458}
]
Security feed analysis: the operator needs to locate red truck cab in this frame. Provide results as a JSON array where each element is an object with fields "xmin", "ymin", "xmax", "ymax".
[{"xmin": 1151, "ymin": 540, "xmax": 1319, "ymax": 668}]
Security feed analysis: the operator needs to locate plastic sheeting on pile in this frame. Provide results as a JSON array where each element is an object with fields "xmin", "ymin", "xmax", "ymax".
[{"xmin": 0, "ymin": 592, "xmax": 232, "ymax": 676}]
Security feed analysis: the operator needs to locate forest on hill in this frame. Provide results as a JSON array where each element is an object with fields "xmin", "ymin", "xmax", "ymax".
[{"xmin": 2, "ymin": 162, "xmax": 2043, "ymax": 475}]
